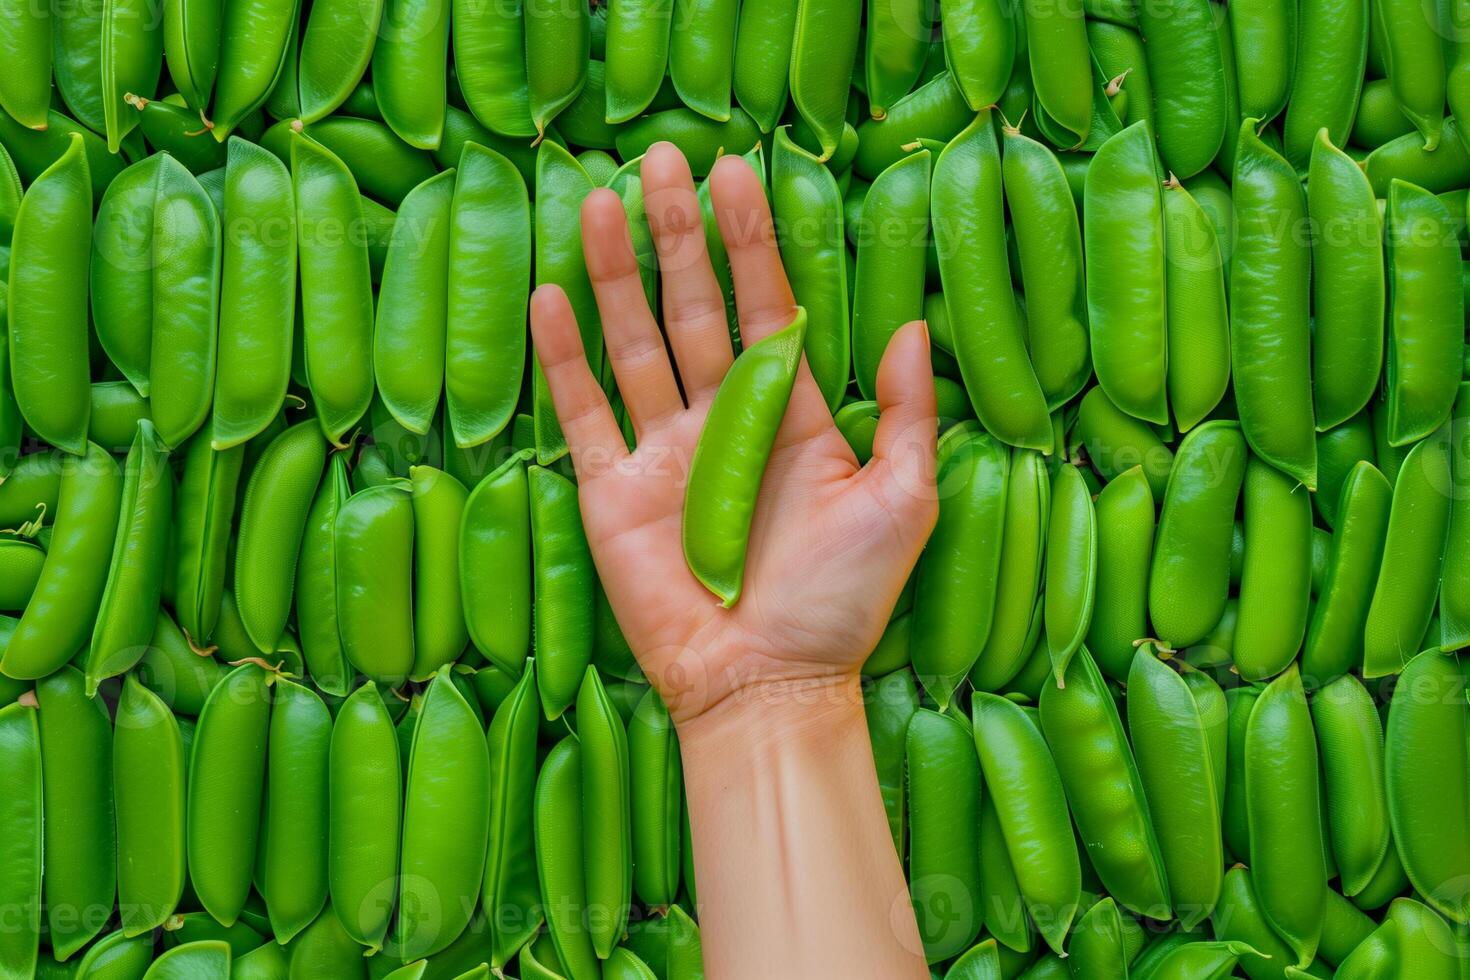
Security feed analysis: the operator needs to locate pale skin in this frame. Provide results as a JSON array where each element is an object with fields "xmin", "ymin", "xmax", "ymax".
[{"xmin": 530, "ymin": 141, "xmax": 937, "ymax": 979}]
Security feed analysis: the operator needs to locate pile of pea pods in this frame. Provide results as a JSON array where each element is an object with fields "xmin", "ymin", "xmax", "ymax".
[{"xmin": 2, "ymin": 0, "xmax": 1470, "ymax": 973}]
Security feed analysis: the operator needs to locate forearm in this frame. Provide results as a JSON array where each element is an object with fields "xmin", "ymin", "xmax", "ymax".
[{"xmin": 677, "ymin": 675, "xmax": 929, "ymax": 980}]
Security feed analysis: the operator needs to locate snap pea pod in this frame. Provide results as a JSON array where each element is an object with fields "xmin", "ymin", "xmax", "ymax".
[
  {"xmin": 1351, "ymin": 78, "xmax": 1417, "ymax": 150},
  {"xmin": 865, "ymin": 0, "xmax": 930, "ymax": 119},
  {"xmin": 88, "ymin": 155, "xmax": 159, "ymax": 398},
  {"xmin": 335, "ymin": 483, "xmax": 415, "ymax": 687},
  {"xmin": 289, "ymin": 450, "xmax": 350, "ymax": 696},
  {"xmin": 0, "ymin": 0, "xmax": 51, "ymax": 130},
  {"xmin": 1374, "ymin": 0, "xmax": 1444, "ymax": 148},
  {"xmin": 853, "ymin": 71, "xmax": 972, "ymax": 179},
  {"xmin": 577, "ymin": 668, "xmax": 632, "ymax": 958},
  {"xmin": 0, "ymin": 699, "xmax": 40, "ymax": 978},
  {"xmin": 1364, "ymin": 117, "xmax": 1470, "ymax": 196},
  {"xmin": 170, "ymin": 426, "xmax": 240, "ymax": 646},
  {"xmin": 371, "ymin": 0, "xmax": 448, "ymax": 150},
  {"xmin": 461, "ymin": 451, "xmax": 534, "ymax": 677},
  {"xmin": 408, "ymin": 466, "xmax": 468, "ymax": 681},
  {"xmin": 0, "ymin": 539, "xmax": 42, "ymax": 610},
  {"xmin": 630, "ymin": 687, "xmax": 682, "ymax": 909},
  {"xmin": 1023, "ymin": 0, "xmax": 1092, "ymax": 147},
  {"xmin": 1065, "ymin": 897, "xmax": 1129, "ymax": 977},
  {"xmin": 969, "ymin": 448, "xmax": 1048, "ymax": 691},
  {"xmin": 1442, "ymin": 385, "xmax": 1470, "ymax": 650},
  {"xmin": 328, "ymin": 683, "xmax": 400, "ymax": 953},
  {"xmin": 1303, "ymin": 462, "xmax": 1391, "ymax": 683},
  {"xmin": 480, "ymin": 664, "xmax": 541, "ymax": 966},
  {"xmin": 524, "ymin": 0, "xmax": 589, "ymax": 138},
  {"xmin": 789, "ymin": 0, "xmax": 861, "ymax": 159},
  {"xmin": 1161, "ymin": 178, "xmax": 1230, "ymax": 432},
  {"xmin": 296, "ymin": 0, "xmax": 385, "ymax": 122},
  {"xmin": 133, "ymin": 610, "xmax": 227, "ymax": 717},
  {"xmin": 536, "ymin": 737, "xmax": 601, "ymax": 980},
  {"xmin": 0, "ymin": 107, "xmax": 125, "ymax": 197},
  {"xmin": 210, "ymin": 0, "xmax": 298, "ymax": 137},
  {"xmin": 683, "ymin": 310, "xmax": 807, "ymax": 606},
  {"xmin": 933, "ymin": 112, "xmax": 1051, "ymax": 449},
  {"xmin": 864, "ymin": 670, "xmax": 918, "ymax": 860},
  {"xmin": 162, "ymin": 0, "xmax": 219, "ymax": 110},
  {"xmin": 731, "ymin": 0, "xmax": 796, "ymax": 132},
  {"xmin": 942, "ymin": 0, "xmax": 1012, "ymax": 114},
  {"xmin": 261, "ymin": 678, "xmax": 330, "ymax": 944},
  {"xmin": 1135, "ymin": 0, "xmax": 1227, "ymax": 177},
  {"xmin": 1233, "ymin": 456, "xmax": 1312, "ymax": 681},
  {"xmin": 669, "ymin": 0, "xmax": 737, "ymax": 121},
  {"xmin": 88, "ymin": 382, "xmax": 151, "ymax": 454},
  {"xmin": 910, "ymin": 427, "xmax": 1009, "ymax": 708},
  {"xmin": 1312, "ymin": 674, "xmax": 1391, "ymax": 899},
  {"xmin": 86, "ymin": 421, "xmax": 173, "ymax": 694},
  {"xmin": 53, "ymin": 0, "xmax": 107, "ymax": 134},
  {"xmin": 852, "ymin": 151, "xmax": 929, "ymax": 400},
  {"xmin": 1086, "ymin": 466, "xmax": 1153, "ymax": 681},
  {"xmin": 604, "ymin": 0, "xmax": 674, "ymax": 123},
  {"xmin": 258, "ymin": 117, "xmax": 438, "ymax": 208},
  {"xmin": 1282, "ymin": 0, "xmax": 1367, "ymax": 169},
  {"xmin": 1228, "ymin": 0, "xmax": 1295, "ymax": 123},
  {"xmin": 530, "ymin": 465, "xmax": 595, "ymax": 719},
  {"xmin": 1043, "ymin": 464, "xmax": 1096, "ymax": 680},
  {"xmin": 613, "ymin": 107, "xmax": 762, "ymax": 178},
  {"xmin": 0, "ymin": 443, "xmax": 122, "ymax": 680},
  {"xmin": 100, "ymin": 0, "xmax": 163, "ymax": 152},
  {"xmin": 1231, "ymin": 119, "xmax": 1317, "ymax": 489},
  {"xmin": 907, "ymin": 708, "xmax": 983, "ymax": 962},
  {"xmin": 1074, "ymin": 387, "xmax": 1173, "ymax": 500}
]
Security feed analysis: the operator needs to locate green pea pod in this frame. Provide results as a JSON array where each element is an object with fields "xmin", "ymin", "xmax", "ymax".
[
  {"xmin": 1233, "ymin": 457, "xmax": 1312, "ymax": 681},
  {"xmin": 1351, "ymin": 78, "xmax": 1416, "ymax": 150},
  {"xmin": 630, "ymin": 686, "xmax": 682, "ymax": 909},
  {"xmin": 910, "ymin": 428, "xmax": 1009, "ymax": 707},
  {"xmin": 613, "ymin": 106, "xmax": 762, "ymax": 178},
  {"xmin": 480, "ymin": 664, "xmax": 541, "ymax": 966},
  {"xmin": 1232, "ymin": 120, "xmax": 1317, "ymax": 487},
  {"xmin": 1022, "ymin": 0, "xmax": 1091, "ymax": 146},
  {"xmin": 536, "ymin": 737, "xmax": 601, "ymax": 980},
  {"xmin": 374, "ymin": 171, "xmax": 452, "ymax": 436},
  {"xmin": 297, "ymin": 0, "xmax": 385, "ymax": 122},
  {"xmin": 214, "ymin": 137, "xmax": 296, "ymax": 451},
  {"xmin": 447, "ymin": 142, "xmax": 531, "ymax": 449},
  {"xmin": 335, "ymin": 484, "xmax": 415, "ymax": 687},
  {"xmin": 461, "ymin": 451, "xmax": 534, "ymax": 677},
  {"xmin": 0, "ymin": 699, "xmax": 40, "ymax": 978},
  {"xmin": 1227, "ymin": 0, "xmax": 1295, "ymax": 123},
  {"xmin": 86, "ymin": 378, "xmax": 152, "ymax": 451},
  {"xmin": 1363, "ymin": 428, "xmax": 1452, "ymax": 678},
  {"xmin": 1363, "ymin": 117, "xmax": 1470, "ymax": 197},
  {"xmin": 328, "ymin": 683, "xmax": 401, "ymax": 953},
  {"xmin": 0, "ymin": 539, "xmax": 42, "ymax": 611},
  {"xmin": 1086, "ymin": 466, "xmax": 1154, "ymax": 681},
  {"xmin": 666, "ymin": 903, "xmax": 703, "ymax": 980},
  {"xmin": 142, "ymin": 940, "xmax": 232, "ymax": 978},
  {"xmin": 864, "ymin": 0, "xmax": 931, "ymax": 118},
  {"xmin": 529, "ymin": 465, "xmax": 595, "ymax": 719},
  {"xmin": 933, "ymin": 113, "xmax": 1051, "ymax": 449},
  {"xmin": 1135, "ymin": 0, "xmax": 1227, "ymax": 177},
  {"xmin": 233, "ymin": 420, "xmax": 327, "ymax": 651},
  {"xmin": 1088, "ymin": 20, "xmax": 1152, "ymax": 131},
  {"xmin": 134, "ymin": 610, "xmax": 227, "ymax": 717},
  {"xmin": 1148, "ymin": 421, "xmax": 1246, "ymax": 649},
  {"xmin": 682, "ymin": 310, "xmax": 806, "ymax": 605},
  {"xmin": 452, "ymin": 0, "xmax": 533, "ymax": 136},
  {"xmin": 771, "ymin": 128, "xmax": 849, "ymax": 411},
  {"xmin": 524, "ymin": 0, "xmax": 589, "ymax": 138},
  {"xmin": 0, "ymin": 107, "xmax": 126, "ymax": 199},
  {"xmin": 101, "ymin": 0, "xmax": 163, "ymax": 152},
  {"xmin": 187, "ymin": 663, "xmax": 269, "ymax": 927},
  {"xmin": 1127, "ymin": 645, "xmax": 1222, "ymax": 929},
  {"xmin": 9, "ymin": 133, "xmax": 92, "ymax": 454},
  {"xmin": 906, "ymin": 708, "xmax": 983, "ymax": 962},
  {"xmin": 53, "ymin": 0, "xmax": 107, "ymax": 134},
  {"xmin": 258, "ymin": 116, "xmax": 438, "ymax": 208},
  {"xmin": 942, "ymin": 0, "xmax": 1012, "ymax": 114},
  {"xmin": 0, "ymin": 0, "xmax": 51, "ymax": 130},
  {"xmin": 854, "ymin": 72, "xmax": 972, "ymax": 179},
  {"xmin": 1307, "ymin": 130, "xmax": 1384, "ymax": 431},
  {"xmin": 1309, "ymin": 674, "xmax": 1390, "ymax": 899},
  {"xmin": 974, "ymin": 793, "xmax": 1030, "ymax": 954},
  {"xmin": 261, "ymin": 679, "xmax": 331, "ymax": 943},
  {"xmin": 372, "ymin": 0, "xmax": 449, "ymax": 149},
  {"xmin": 162, "ymin": 0, "xmax": 219, "ymax": 110},
  {"xmin": 971, "ymin": 692, "xmax": 1079, "ymax": 954},
  {"xmin": 1161, "ymin": 178, "xmax": 1230, "ymax": 431},
  {"xmin": 292, "ymin": 132, "xmax": 374, "ymax": 443},
  {"xmin": 863, "ymin": 670, "xmax": 918, "ymax": 860},
  {"xmin": 852, "ymin": 151, "xmax": 929, "ymax": 400},
  {"xmin": 1040, "ymin": 647, "xmax": 1170, "ymax": 918},
  {"xmin": 533, "ymin": 141, "xmax": 601, "ymax": 464},
  {"xmin": 89, "ymin": 157, "xmax": 159, "ymax": 398},
  {"xmin": 1084, "ymin": 121, "xmax": 1167, "ymax": 426},
  {"xmin": 1065, "ymin": 898, "xmax": 1128, "ymax": 978},
  {"xmin": 1374, "ymin": 0, "xmax": 1444, "ymax": 149},
  {"xmin": 669, "ymin": 0, "xmax": 736, "ymax": 121},
  {"xmin": 576, "ymin": 668, "xmax": 633, "ymax": 958},
  {"xmin": 1442, "ymin": 385, "xmax": 1470, "ymax": 650},
  {"xmin": 1179, "ymin": 664, "xmax": 1228, "ymax": 820},
  {"xmin": 1386, "ymin": 179, "xmax": 1463, "ymax": 446},
  {"xmin": 1303, "ymin": 461, "xmax": 1391, "ymax": 682},
  {"xmin": 86, "ymin": 421, "xmax": 172, "ymax": 693},
  {"xmin": 789, "ymin": 0, "xmax": 860, "ymax": 158},
  {"xmin": 1002, "ymin": 125, "xmax": 1090, "ymax": 411},
  {"xmin": 970, "ymin": 448, "xmax": 1048, "ymax": 691},
  {"xmin": 113, "ymin": 674, "xmax": 187, "ymax": 938},
  {"xmin": 286, "ymin": 907, "xmax": 363, "ymax": 977},
  {"xmin": 150, "ymin": 158, "xmax": 219, "ymax": 446},
  {"xmin": 1074, "ymin": 387, "xmax": 1174, "ymax": 500},
  {"xmin": 210, "ymin": 0, "xmax": 298, "ymax": 138},
  {"xmin": 170, "ymin": 423, "xmax": 243, "ymax": 646},
  {"xmin": 0, "ymin": 444, "xmax": 122, "ymax": 680},
  {"xmin": 74, "ymin": 927, "xmax": 156, "ymax": 977},
  {"xmin": 1281, "ymin": 0, "xmax": 1367, "ymax": 169},
  {"xmin": 1043, "ymin": 464, "xmax": 1096, "ymax": 681},
  {"xmin": 293, "ymin": 452, "xmax": 352, "ymax": 696},
  {"xmin": 409, "ymin": 466, "xmax": 468, "ymax": 682}
]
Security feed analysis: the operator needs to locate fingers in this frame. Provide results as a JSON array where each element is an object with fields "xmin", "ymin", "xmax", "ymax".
[
  {"xmin": 581, "ymin": 188, "xmax": 684, "ymax": 433},
  {"xmin": 865, "ymin": 320, "xmax": 938, "ymax": 518},
  {"xmin": 529, "ymin": 284, "xmax": 630, "ymax": 477},
  {"xmin": 642, "ymin": 143, "xmax": 736, "ymax": 399}
]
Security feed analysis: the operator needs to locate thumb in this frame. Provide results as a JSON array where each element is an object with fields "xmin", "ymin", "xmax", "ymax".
[{"xmin": 863, "ymin": 319, "xmax": 938, "ymax": 522}]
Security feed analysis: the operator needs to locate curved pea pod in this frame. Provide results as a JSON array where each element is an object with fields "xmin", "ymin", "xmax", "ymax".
[
  {"xmin": 0, "ymin": 106, "xmax": 125, "ymax": 199},
  {"xmin": 524, "ymin": 0, "xmax": 589, "ymax": 137},
  {"xmin": 73, "ymin": 928, "xmax": 156, "ymax": 977},
  {"xmin": 162, "ymin": 0, "xmax": 219, "ymax": 111},
  {"xmin": 535, "ymin": 737, "xmax": 601, "ymax": 980},
  {"xmin": 233, "ymin": 420, "xmax": 326, "ymax": 651},
  {"xmin": 1127, "ymin": 645, "xmax": 1222, "ymax": 928},
  {"xmin": 295, "ymin": 0, "xmax": 384, "ymax": 122},
  {"xmin": 907, "ymin": 708, "xmax": 983, "ymax": 962},
  {"xmin": 334, "ymin": 484, "xmax": 415, "ymax": 687},
  {"xmin": 630, "ymin": 687, "xmax": 682, "ymax": 910},
  {"xmin": 1233, "ymin": 457, "xmax": 1312, "ymax": 681},
  {"xmin": 1244, "ymin": 664, "xmax": 1326, "ymax": 966},
  {"xmin": 396, "ymin": 673, "xmax": 490, "ymax": 960},
  {"xmin": 100, "ymin": 0, "xmax": 163, "ymax": 152},
  {"xmin": 1039, "ymin": 648, "xmax": 1170, "ymax": 918},
  {"xmin": 933, "ymin": 112, "xmax": 1051, "ymax": 449},
  {"xmin": 0, "ymin": 444, "xmax": 123, "ymax": 680},
  {"xmin": 862, "ymin": 0, "xmax": 928, "ymax": 120},
  {"xmin": 114, "ymin": 675, "xmax": 186, "ymax": 938},
  {"xmin": 406, "ymin": 466, "xmax": 468, "ymax": 682},
  {"xmin": 328, "ymin": 683, "xmax": 400, "ymax": 953},
  {"xmin": 1160, "ymin": 177, "xmax": 1230, "ymax": 432},
  {"xmin": 86, "ymin": 421, "xmax": 173, "ymax": 693},
  {"xmin": 372, "ymin": 0, "xmax": 449, "ymax": 149},
  {"xmin": 292, "ymin": 132, "xmax": 374, "ymax": 444},
  {"xmin": 1373, "ymin": 0, "xmax": 1444, "ymax": 149},
  {"xmin": 142, "ymin": 939, "xmax": 233, "ymax": 978},
  {"xmin": 1148, "ymin": 421, "xmax": 1247, "ymax": 650},
  {"xmin": 1083, "ymin": 122, "xmax": 1167, "ymax": 426},
  {"xmin": 853, "ymin": 71, "xmax": 972, "ymax": 180},
  {"xmin": 1065, "ymin": 897, "xmax": 1129, "ymax": 978},
  {"xmin": 1303, "ymin": 462, "xmax": 1391, "ymax": 683},
  {"xmin": 1281, "ymin": 0, "xmax": 1367, "ymax": 168},
  {"xmin": 1135, "ymin": 0, "xmax": 1226, "ymax": 177},
  {"xmin": 446, "ymin": 142, "xmax": 530, "ymax": 449},
  {"xmin": 0, "ymin": 0, "xmax": 51, "ymax": 129},
  {"xmin": 260, "ymin": 679, "xmax": 331, "ymax": 943},
  {"xmin": 970, "ymin": 448, "xmax": 1049, "ymax": 691},
  {"xmin": 613, "ymin": 106, "xmax": 762, "ymax": 178},
  {"xmin": 731, "ymin": 0, "xmax": 796, "ymax": 132},
  {"xmin": 479, "ymin": 664, "xmax": 541, "ymax": 966},
  {"xmin": 683, "ymin": 311, "xmax": 806, "ymax": 605},
  {"xmin": 911, "ymin": 428, "xmax": 1009, "ymax": 707},
  {"xmin": 1442, "ymin": 386, "xmax": 1470, "ymax": 650},
  {"xmin": 210, "ymin": 0, "xmax": 298, "ymax": 138},
  {"xmin": 294, "ymin": 453, "xmax": 353, "ymax": 697},
  {"xmin": 187, "ymin": 663, "xmax": 269, "ymax": 926},
  {"xmin": 460, "ymin": 452, "xmax": 534, "ymax": 677},
  {"xmin": 1086, "ymin": 466, "xmax": 1154, "ymax": 681},
  {"xmin": 1074, "ymin": 387, "xmax": 1174, "ymax": 500},
  {"xmin": 9, "ymin": 134, "xmax": 92, "ymax": 454},
  {"xmin": 231, "ymin": 939, "xmax": 289, "ymax": 979},
  {"xmin": 1363, "ymin": 429, "xmax": 1452, "ymax": 678},
  {"xmin": 851, "ymin": 151, "xmax": 929, "ymax": 401},
  {"xmin": 577, "ymin": 668, "xmax": 632, "ymax": 958},
  {"xmin": 53, "ymin": 0, "xmax": 107, "ymax": 134},
  {"xmin": 1311, "ymin": 674, "xmax": 1390, "ymax": 899},
  {"xmin": 864, "ymin": 670, "xmax": 918, "ymax": 861},
  {"xmin": 941, "ymin": 0, "xmax": 1012, "ymax": 114},
  {"xmin": 1385, "ymin": 180, "xmax": 1463, "ymax": 446},
  {"xmin": 451, "ymin": 0, "xmax": 532, "ymax": 137},
  {"xmin": 258, "ymin": 117, "xmax": 437, "ymax": 208},
  {"xmin": 1385, "ymin": 650, "xmax": 1470, "ymax": 924},
  {"xmin": 1307, "ymin": 132, "xmax": 1383, "ymax": 432},
  {"xmin": 1043, "ymin": 464, "xmax": 1096, "ymax": 681},
  {"xmin": 1313, "ymin": 417, "xmax": 1376, "ymax": 534},
  {"xmin": 787, "ymin": 0, "xmax": 860, "ymax": 158},
  {"xmin": 1227, "ymin": 0, "xmax": 1295, "ymax": 122},
  {"xmin": 214, "ymin": 137, "xmax": 295, "ymax": 451},
  {"xmin": 669, "ymin": 0, "xmax": 736, "ymax": 122},
  {"xmin": 1022, "ymin": 0, "xmax": 1091, "ymax": 146}
]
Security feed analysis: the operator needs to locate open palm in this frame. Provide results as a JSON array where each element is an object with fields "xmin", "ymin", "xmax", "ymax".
[{"xmin": 530, "ymin": 142, "xmax": 938, "ymax": 728}]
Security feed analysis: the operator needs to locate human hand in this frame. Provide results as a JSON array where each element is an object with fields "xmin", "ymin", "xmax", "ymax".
[{"xmin": 529, "ymin": 141, "xmax": 937, "ymax": 732}]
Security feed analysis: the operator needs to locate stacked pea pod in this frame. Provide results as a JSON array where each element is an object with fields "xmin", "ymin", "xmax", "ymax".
[{"xmin": 2, "ymin": 0, "xmax": 1470, "ymax": 974}]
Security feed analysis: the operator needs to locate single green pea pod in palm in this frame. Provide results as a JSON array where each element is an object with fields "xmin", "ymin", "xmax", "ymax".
[
  {"xmin": 972, "ymin": 693, "xmax": 1079, "ymax": 955},
  {"xmin": 260, "ymin": 679, "xmax": 331, "ymax": 944},
  {"xmin": 1022, "ymin": 0, "xmax": 1091, "ymax": 147},
  {"xmin": 209, "ymin": 0, "xmax": 298, "ymax": 138},
  {"xmin": 525, "ymin": 0, "xmax": 589, "ymax": 138},
  {"xmin": 233, "ymin": 419, "xmax": 326, "ymax": 651},
  {"xmin": 682, "ymin": 310, "xmax": 807, "ymax": 606},
  {"xmin": 0, "ymin": 0, "xmax": 52, "ymax": 130},
  {"xmin": 1135, "ymin": 0, "xmax": 1227, "ymax": 177},
  {"xmin": 447, "ymin": 142, "xmax": 531, "ymax": 449},
  {"xmin": 1363, "ymin": 427, "xmax": 1452, "ymax": 678},
  {"xmin": 536, "ymin": 737, "xmax": 602, "ymax": 980},
  {"xmin": 292, "ymin": 132, "xmax": 374, "ymax": 444},
  {"xmin": 86, "ymin": 420, "xmax": 172, "ymax": 693},
  {"xmin": 1385, "ymin": 179, "xmax": 1463, "ymax": 446},
  {"xmin": 328, "ymin": 683, "xmax": 401, "ymax": 953},
  {"xmin": 335, "ymin": 483, "xmax": 415, "ymax": 687},
  {"xmin": 461, "ymin": 451, "xmax": 534, "ymax": 677},
  {"xmin": 296, "ymin": 0, "xmax": 385, "ymax": 122},
  {"xmin": 1161, "ymin": 178, "xmax": 1230, "ymax": 432},
  {"xmin": 1307, "ymin": 131, "xmax": 1384, "ymax": 431},
  {"xmin": 789, "ymin": 0, "xmax": 861, "ymax": 159},
  {"xmin": 1043, "ymin": 464, "xmax": 1096, "ymax": 681},
  {"xmin": 1311, "ymin": 674, "xmax": 1391, "ymax": 899},
  {"xmin": 630, "ymin": 687, "xmax": 683, "ymax": 909},
  {"xmin": 1231, "ymin": 119, "xmax": 1317, "ymax": 488},
  {"xmin": 969, "ymin": 448, "xmax": 1048, "ymax": 691},
  {"xmin": 1086, "ymin": 465, "xmax": 1153, "ymax": 681},
  {"xmin": 864, "ymin": 670, "xmax": 918, "ymax": 861},
  {"xmin": 1303, "ymin": 461, "xmax": 1391, "ymax": 682},
  {"xmin": 934, "ymin": 112, "xmax": 1052, "ymax": 448},
  {"xmin": 1127, "ymin": 645, "xmax": 1222, "ymax": 929},
  {"xmin": 0, "ymin": 700, "xmax": 40, "ymax": 979},
  {"xmin": 852, "ymin": 150, "xmax": 929, "ymax": 400},
  {"xmin": 114, "ymin": 676, "xmax": 186, "ymax": 938},
  {"xmin": 669, "ymin": 0, "xmax": 736, "ymax": 121},
  {"xmin": 1084, "ymin": 122, "xmax": 1168, "ymax": 426},
  {"xmin": 1233, "ymin": 457, "xmax": 1312, "ymax": 681},
  {"xmin": 910, "ymin": 428, "xmax": 1009, "ymax": 707},
  {"xmin": 864, "ymin": 0, "xmax": 931, "ymax": 119},
  {"xmin": 1374, "ymin": 0, "xmax": 1444, "ymax": 149},
  {"xmin": 530, "ymin": 465, "xmax": 595, "ymax": 719},
  {"xmin": 1040, "ymin": 647, "xmax": 1171, "ymax": 919},
  {"xmin": 1441, "ymin": 385, "xmax": 1470, "ymax": 650},
  {"xmin": 481, "ymin": 664, "xmax": 541, "ymax": 966},
  {"xmin": 100, "ymin": 0, "xmax": 163, "ymax": 153},
  {"xmin": 907, "ymin": 708, "xmax": 984, "ymax": 963}
]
